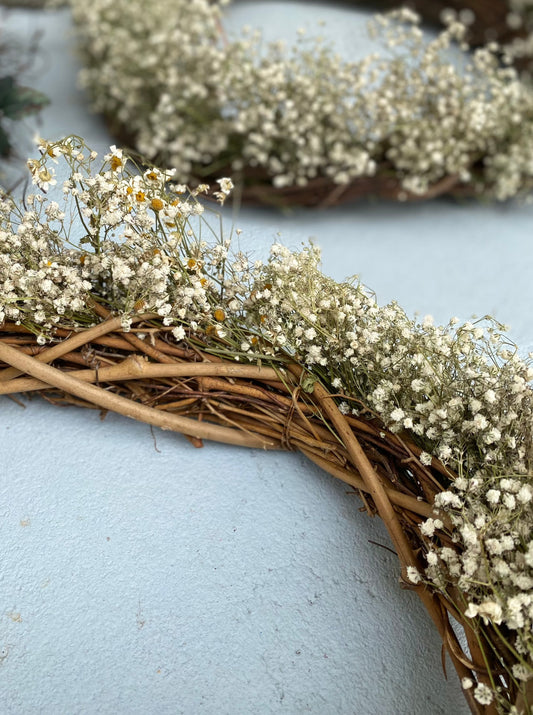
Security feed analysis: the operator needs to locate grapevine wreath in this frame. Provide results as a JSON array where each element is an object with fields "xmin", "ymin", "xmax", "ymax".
[
  {"xmin": 1, "ymin": 137, "xmax": 532, "ymax": 713},
  {"xmin": 68, "ymin": 0, "xmax": 533, "ymax": 207}
]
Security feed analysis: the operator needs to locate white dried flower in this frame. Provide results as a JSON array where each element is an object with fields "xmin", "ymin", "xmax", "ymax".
[
  {"xmin": 406, "ymin": 566, "xmax": 421, "ymax": 584},
  {"xmin": 420, "ymin": 452, "xmax": 432, "ymax": 466},
  {"xmin": 473, "ymin": 683, "xmax": 494, "ymax": 705}
]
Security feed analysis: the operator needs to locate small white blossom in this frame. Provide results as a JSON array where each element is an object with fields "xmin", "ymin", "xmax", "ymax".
[
  {"xmin": 406, "ymin": 566, "xmax": 421, "ymax": 584},
  {"xmin": 473, "ymin": 683, "xmax": 494, "ymax": 705},
  {"xmin": 420, "ymin": 452, "xmax": 432, "ymax": 466}
]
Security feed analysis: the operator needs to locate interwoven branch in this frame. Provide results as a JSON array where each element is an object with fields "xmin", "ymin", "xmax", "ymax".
[{"xmin": 0, "ymin": 320, "xmax": 520, "ymax": 714}]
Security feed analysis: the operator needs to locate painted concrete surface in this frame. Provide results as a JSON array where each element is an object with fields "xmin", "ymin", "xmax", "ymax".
[{"xmin": 2, "ymin": 3, "xmax": 532, "ymax": 714}]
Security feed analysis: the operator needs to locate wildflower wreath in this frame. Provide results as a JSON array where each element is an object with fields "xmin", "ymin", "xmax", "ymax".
[
  {"xmin": 69, "ymin": 0, "xmax": 533, "ymax": 206},
  {"xmin": 2, "ymin": 137, "xmax": 533, "ymax": 713}
]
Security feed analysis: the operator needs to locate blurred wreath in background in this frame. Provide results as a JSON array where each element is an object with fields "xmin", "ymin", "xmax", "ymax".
[{"xmin": 67, "ymin": 0, "xmax": 533, "ymax": 206}]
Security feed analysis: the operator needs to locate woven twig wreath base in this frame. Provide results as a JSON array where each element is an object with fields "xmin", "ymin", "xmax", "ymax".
[
  {"xmin": 362, "ymin": 0, "xmax": 521, "ymax": 46},
  {"xmin": 217, "ymin": 164, "xmax": 476, "ymax": 208},
  {"xmin": 0, "ymin": 309, "xmax": 530, "ymax": 714},
  {"xmin": 104, "ymin": 118, "xmax": 479, "ymax": 210}
]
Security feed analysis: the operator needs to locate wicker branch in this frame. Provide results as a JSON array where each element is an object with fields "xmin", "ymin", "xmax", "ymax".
[{"xmin": 1, "ymin": 318, "xmax": 522, "ymax": 714}]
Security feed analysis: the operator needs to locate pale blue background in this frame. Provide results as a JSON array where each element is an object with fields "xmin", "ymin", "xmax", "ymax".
[{"xmin": 2, "ymin": 3, "xmax": 532, "ymax": 713}]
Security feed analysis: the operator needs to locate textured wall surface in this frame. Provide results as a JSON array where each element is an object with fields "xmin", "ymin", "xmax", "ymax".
[{"xmin": 1, "ymin": 3, "xmax": 532, "ymax": 714}]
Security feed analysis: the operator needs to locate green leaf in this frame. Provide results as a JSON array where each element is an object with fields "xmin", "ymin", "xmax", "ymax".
[
  {"xmin": 0, "ymin": 76, "xmax": 16, "ymax": 105},
  {"xmin": 301, "ymin": 373, "xmax": 316, "ymax": 394},
  {"xmin": 8, "ymin": 85, "xmax": 49, "ymax": 118},
  {"xmin": 0, "ymin": 125, "xmax": 11, "ymax": 156},
  {"xmin": 0, "ymin": 76, "xmax": 49, "ymax": 120}
]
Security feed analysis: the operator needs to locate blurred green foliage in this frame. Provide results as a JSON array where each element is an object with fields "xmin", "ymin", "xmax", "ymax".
[{"xmin": 0, "ymin": 75, "xmax": 48, "ymax": 156}]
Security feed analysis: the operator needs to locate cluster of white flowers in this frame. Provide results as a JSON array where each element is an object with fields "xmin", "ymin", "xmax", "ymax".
[
  {"xmin": 69, "ymin": 0, "xmax": 533, "ymax": 199},
  {"xmin": 2, "ymin": 140, "xmax": 533, "ymax": 708},
  {"xmin": 422, "ymin": 467, "xmax": 533, "ymax": 706},
  {"xmin": 247, "ymin": 243, "xmax": 533, "ymax": 476},
  {"xmin": 1, "ymin": 137, "xmax": 244, "ymax": 342},
  {"xmin": 505, "ymin": 0, "xmax": 533, "ymax": 66},
  {"xmin": 0, "ymin": 191, "xmax": 90, "ymax": 339}
]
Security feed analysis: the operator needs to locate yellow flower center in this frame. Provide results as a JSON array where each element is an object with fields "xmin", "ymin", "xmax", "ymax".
[
  {"xmin": 110, "ymin": 156, "xmax": 123, "ymax": 171},
  {"xmin": 151, "ymin": 198, "xmax": 164, "ymax": 211},
  {"xmin": 213, "ymin": 309, "xmax": 225, "ymax": 322}
]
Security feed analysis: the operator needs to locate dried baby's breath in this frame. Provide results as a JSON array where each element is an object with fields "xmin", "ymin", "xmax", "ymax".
[{"xmin": 68, "ymin": 0, "xmax": 533, "ymax": 203}]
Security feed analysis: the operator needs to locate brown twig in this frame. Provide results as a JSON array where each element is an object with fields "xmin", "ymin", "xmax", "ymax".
[
  {"xmin": 0, "ymin": 340, "xmax": 275, "ymax": 449},
  {"xmin": 0, "ymin": 321, "xmax": 521, "ymax": 714}
]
